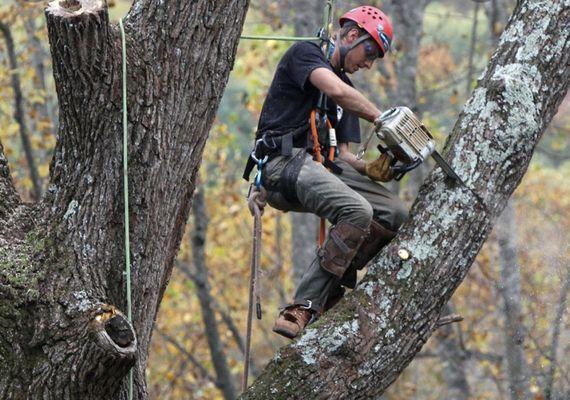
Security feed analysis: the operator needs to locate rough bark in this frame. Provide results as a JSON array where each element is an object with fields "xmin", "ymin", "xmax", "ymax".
[
  {"xmin": 0, "ymin": 21, "xmax": 42, "ymax": 200},
  {"xmin": 241, "ymin": 1, "xmax": 570, "ymax": 398},
  {"xmin": 190, "ymin": 186, "xmax": 237, "ymax": 400},
  {"xmin": 497, "ymin": 200, "xmax": 532, "ymax": 400},
  {"xmin": 0, "ymin": 0, "xmax": 249, "ymax": 398}
]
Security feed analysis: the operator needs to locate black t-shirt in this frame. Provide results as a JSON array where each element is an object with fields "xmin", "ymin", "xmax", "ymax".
[{"xmin": 256, "ymin": 41, "xmax": 361, "ymax": 144}]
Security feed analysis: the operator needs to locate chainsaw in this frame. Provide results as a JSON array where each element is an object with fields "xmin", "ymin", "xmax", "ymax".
[{"xmin": 357, "ymin": 106, "xmax": 464, "ymax": 183}]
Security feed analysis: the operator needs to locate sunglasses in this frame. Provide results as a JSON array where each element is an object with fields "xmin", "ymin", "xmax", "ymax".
[{"xmin": 363, "ymin": 40, "xmax": 383, "ymax": 61}]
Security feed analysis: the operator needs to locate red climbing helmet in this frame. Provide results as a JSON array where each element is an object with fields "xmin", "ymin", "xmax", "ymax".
[{"xmin": 339, "ymin": 5, "xmax": 393, "ymax": 57}]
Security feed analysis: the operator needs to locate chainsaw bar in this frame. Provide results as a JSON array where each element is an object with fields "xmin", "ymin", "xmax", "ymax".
[{"xmin": 431, "ymin": 150, "xmax": 466, "ymax": 186}]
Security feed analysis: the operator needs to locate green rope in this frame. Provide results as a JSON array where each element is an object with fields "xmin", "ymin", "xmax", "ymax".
[
  {"xmin": 240, "ymin": 34, "xmax": 319, "ymax": 41},
  {"xmin": 114, "ymin": 3, "xmax": 337, "ymax": 398},
  {"xmin": 240, "ymin": 1, "xmax": 335, "ymax": 43},
  {"xmin": 118, "ymin": 17, "xmax": 134, "ymax": 400}
]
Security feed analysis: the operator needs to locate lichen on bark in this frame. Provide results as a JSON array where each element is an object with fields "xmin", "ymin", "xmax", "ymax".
[{"xmin": 240, "ymin": 1, "xmax": 569, "ymax": 398}]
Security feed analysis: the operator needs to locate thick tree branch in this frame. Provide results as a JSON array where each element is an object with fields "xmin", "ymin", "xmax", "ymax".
[{"xmin": 242, "ymin": 2, "xmax": 570, "ymax": 398}]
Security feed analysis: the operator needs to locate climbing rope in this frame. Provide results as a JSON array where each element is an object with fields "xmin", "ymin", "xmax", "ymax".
[
  {"xmin": 119, "ymin": 17, "xmax": 134, "ymax": 400},
  {"xmin": 240, "ymin": 0, "xmax": 336, "ymax": 392},
  {"xmin": 243, "ymin": 168, "xmax": 267, "ymax": 391}
]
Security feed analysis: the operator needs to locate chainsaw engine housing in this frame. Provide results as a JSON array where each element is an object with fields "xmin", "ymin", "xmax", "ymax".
[{"xmin": 376, "ymin": 107, "xmax": 435, "ymax": 164}]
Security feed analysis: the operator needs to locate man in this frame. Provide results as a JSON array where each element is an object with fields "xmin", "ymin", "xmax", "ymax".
[{"xmin": 244, "ymin": 6, "xmax": 407, "ymax": 339}]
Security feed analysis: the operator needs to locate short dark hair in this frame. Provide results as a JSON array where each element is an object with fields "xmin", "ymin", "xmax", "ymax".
[{"xmin": 339, "ymin": 21, "xmax": 367, "ymax": 39}]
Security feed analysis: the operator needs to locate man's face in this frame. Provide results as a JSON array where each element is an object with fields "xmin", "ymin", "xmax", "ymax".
[{"xmin": 343, "ymin": 29, "xmax": 382, "ymax": 74}]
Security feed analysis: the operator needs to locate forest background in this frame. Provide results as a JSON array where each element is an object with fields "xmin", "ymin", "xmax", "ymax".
[{"xmin": 0, "ymin": 0, "xmax": 568, "ymax": 399}]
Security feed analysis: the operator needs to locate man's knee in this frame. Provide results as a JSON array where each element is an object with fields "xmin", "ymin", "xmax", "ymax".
[{"xmin": 340, "ymin": 199, "xmax": 373, "ymax": 229}]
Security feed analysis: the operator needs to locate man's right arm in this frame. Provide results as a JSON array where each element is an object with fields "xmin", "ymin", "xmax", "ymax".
[{"xmin": 309, "ymin": 67, "xmax": 381, "ymax": 122}]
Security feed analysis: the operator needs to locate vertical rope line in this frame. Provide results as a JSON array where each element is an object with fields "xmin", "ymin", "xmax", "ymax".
[
  {"xmin": 119, "ymin": 17, "xmax": 134, "ymax": 400},
  {"xmin": 242, "ymin": 204, "xmax": 261, "ymax": 392}
]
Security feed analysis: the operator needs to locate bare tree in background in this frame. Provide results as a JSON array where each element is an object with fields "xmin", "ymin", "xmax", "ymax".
[
  {"xmin": 484, "ymin": 0, "xmax": 513, "ymax": 48},
  {"xmin": 1, "ymin": 21, "xmax": 42, "ymax": 200},
  {"xmin": 496, "ymin": 200, "xmax": 532, "ymax": 399},
  {"xmin": 544, "ymin": 269, "xmax": 570, "ymax": 400},
  {"xmin": 20, "ymin": 4, "xmax": 58, "ymax": 139},
  {"xmin": 385, "ymin": 0, "xmax": 433, "ymax": 200},
  {"xmin": 190, "ymin": 186, "xmax": 237, "ymax": 400}
]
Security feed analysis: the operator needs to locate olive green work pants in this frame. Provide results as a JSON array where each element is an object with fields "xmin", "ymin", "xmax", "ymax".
[{"xmin": 263, "ymin": 148, "xmax": 407, "ymax": 312}]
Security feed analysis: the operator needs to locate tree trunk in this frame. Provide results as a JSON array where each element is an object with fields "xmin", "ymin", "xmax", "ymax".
[
  {"xmin": 241, "ymin": 2, "xmax": 569, "ymax": 398},
  {"xmin": 544, "ymin": 269, "xmax": 570, "ymax": 400},
  {"xmin": 0, "ymin": 0, "xmax": 248, "ymax": 398},
  {"xmin": 190, "ymin": 186, "xmax": 237, "ymax": 400},
  {"xmin": 497, "ymin": 200, "xmax": 532, "ymax": 400}
]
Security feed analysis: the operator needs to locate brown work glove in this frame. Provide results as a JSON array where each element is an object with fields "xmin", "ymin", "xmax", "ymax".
[{"xmin": 364, "ymin": 153, "xmax": 394, "ymax": 182}]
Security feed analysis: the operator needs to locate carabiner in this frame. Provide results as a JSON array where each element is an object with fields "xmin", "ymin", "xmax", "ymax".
[{"xmin": 254, "ymin": 157, "xmax": 267, "ymax": 189}]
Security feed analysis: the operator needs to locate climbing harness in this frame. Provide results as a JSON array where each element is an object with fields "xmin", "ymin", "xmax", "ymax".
[
  {"xmin": 119, "ymin": 18, "xmax": 134, "ymax": 400},
  {"xmin": 240, "ymin": 1, "xmax": 337, "ymax": 391}
]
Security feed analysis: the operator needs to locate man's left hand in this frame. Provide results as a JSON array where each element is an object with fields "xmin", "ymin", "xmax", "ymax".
[{"xmin": 364, "ymin": 153, "xmax": 394, "ymax": 182}]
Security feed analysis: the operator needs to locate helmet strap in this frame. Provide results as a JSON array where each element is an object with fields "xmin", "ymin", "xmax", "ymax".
[{"xmin": 336, "ymin": 33, "xmax": 371, "ymax": 73}]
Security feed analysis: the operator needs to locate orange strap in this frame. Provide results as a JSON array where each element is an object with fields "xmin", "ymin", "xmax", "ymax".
[
  {"xmin": 310, "ymin": 109, "xmax": 336, "ymax": 246},
  {"xmin": 310, "ymin": 109, "xmax": 322, "ymax": 163}
]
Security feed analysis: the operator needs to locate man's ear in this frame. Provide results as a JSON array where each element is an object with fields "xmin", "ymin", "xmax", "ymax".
[{"xmin": 345, "ymin": 28, "xmax": 361, "ymax": 45}]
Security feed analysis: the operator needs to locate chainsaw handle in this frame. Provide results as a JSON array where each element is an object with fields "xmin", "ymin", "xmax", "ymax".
[
  {"xmin": 376, "ymin": 144, "xmax": 422, "ymax": 181},
  {"xmin": 391, "ymin": 158, "xmax": 422, "ymax": 181},
  {"xmin": 377, "ymin": 144, "xmax": 388, "ymax": 154}
]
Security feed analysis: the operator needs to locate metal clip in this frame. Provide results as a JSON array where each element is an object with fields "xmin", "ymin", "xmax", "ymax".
[
  {"xmin": 300, "ymin": 300, "xmax": 313, "ymax": 310},
  {"xmin": 253, "ymin": 154, "xmax": 268, "ymax": 189}
]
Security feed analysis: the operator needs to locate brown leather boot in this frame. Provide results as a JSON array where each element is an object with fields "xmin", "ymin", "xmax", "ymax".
[{"xmin": 272, "ymin": 305, "xmax": 314, "ymax": 339}]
